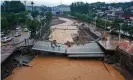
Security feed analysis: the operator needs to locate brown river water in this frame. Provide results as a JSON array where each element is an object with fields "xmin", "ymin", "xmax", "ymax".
[
  {"xmin": 5, "ymin": 18, "xmax": 124, "ymax": 80},
  {"xmin": 5, "ymin": 56, "xmax": 124, "ymax": 80}
]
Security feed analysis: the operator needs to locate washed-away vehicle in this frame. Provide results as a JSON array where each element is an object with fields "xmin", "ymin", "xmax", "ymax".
[{"xmin": 1, "ymin": 37, "xmax": 12, "ymax": 43}]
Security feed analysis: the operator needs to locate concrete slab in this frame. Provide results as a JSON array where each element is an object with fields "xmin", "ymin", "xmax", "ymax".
[
  {"xmin": 32, "ymin": 41, "xmax": 66, "ymax": 54},
  {"xmin": 67, "ymin": 42, "xmax": 104, "ymax": 55}
]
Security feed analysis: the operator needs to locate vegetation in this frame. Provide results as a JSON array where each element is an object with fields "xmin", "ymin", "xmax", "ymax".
[
  {"xmin": 26, "ymin": 18, "xmax": 40, "ymax": 38},
  {"xmin": 1, "ymin": 1, "xmax": 53, "ymax": 39},
  {"xmin": 70, "ymin": 2, "xmax": 133, "ymax": 38},
  {"xmin": 1, "ymin": 1, "xmax": 25, "ymax": 13},
  {"xmin": 1, "ymin": 1, "xmax": 27, "ymax": 31},
  {"xmin": 46, "ymin": 11, "xmax": 52, "ymax": 23},
  {"xmin": 1, "ymin": 11, "xmax": 28, "ymax": 31}
]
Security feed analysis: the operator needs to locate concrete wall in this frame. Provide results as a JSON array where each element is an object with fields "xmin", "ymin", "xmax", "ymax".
[{"xmin": 115, "ymin": 48, "xmax": 133, "ymax": 76}]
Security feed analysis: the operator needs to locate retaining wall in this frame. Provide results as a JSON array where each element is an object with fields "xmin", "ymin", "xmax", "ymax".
[{"xmin": 115, "ymin": 48, "xmax": 133, "ymax": 76}]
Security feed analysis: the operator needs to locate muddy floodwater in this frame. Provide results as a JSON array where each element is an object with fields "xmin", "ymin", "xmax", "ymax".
[
  {"xmin": 49, "ymin": 17, "xmax": 78, "ymax": 43},
  {"xmin": 5, "ymin": 56, "xmax": 124, "ymax": 80},
  {"xmin": 4, "ymin": 18, "xmax": 125, "ymax": 80}
]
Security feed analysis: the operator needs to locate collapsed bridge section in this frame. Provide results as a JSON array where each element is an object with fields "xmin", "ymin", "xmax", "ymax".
[{"xmin": 32, "ymin": 41, "xmax": 105, "ymax": 58}]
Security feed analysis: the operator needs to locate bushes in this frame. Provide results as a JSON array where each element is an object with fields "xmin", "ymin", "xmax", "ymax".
[{"xmin": 74, "ymin": 13, "xmax": 92, "ymax": 23}]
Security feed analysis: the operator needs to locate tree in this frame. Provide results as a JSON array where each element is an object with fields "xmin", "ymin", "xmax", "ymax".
[
  {"xmin": 5, "ymin": 13, "xmax": 18, "ymax": 29},
  {"xmin": 122, "ymin": 24, "xmax": 129, "ymax": 35},
  {"xmin": 2, "ymin": 1, "xmax": 25, "ymax": 13},
  {"xmin": 129, "ymin": 30, "xmax": 133, "ymax": 37},
  {"xmin": 27, "ymin": 19, "xmax": 40, "ymax": 38},
  {"xmin": 1, "ymin": 1, "xmax": 29, "ymax": 32},
  {"xmin": 40, "ymin": 12, "xmax": 44, "ymax": 17},
  {"xmin": 1, "ymin": 16, "xmax": 8, "ymax": 31},
  {"xmin": 40, "ymin": 18, "xmax": 46, "ymax": 26},
  {"xmin": 40, "ymin": 5, "xmax": 47, "ymax": 16},
  {"xmin": 111, "ymin": 19, "xmax": 123, "ymax": 31},
  {"xmin": 32, "ymin": 10, "xmax": 39, "ymax": 17},
  {"xmin": 46, "ymin": 11, "xmax": 52, "ymax": 23},
  {"xmin": 17, "ymin": 11, "xmax": 28, "ymax": 24}
]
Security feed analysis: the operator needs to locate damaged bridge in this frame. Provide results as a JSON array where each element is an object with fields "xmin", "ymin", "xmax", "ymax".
[{"xmin": 32, "ymin": 41, "xmax": 105, "ymax": 58}]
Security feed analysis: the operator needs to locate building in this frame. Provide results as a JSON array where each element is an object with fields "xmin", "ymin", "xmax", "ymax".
[
  {"xmin": 51, "ymin": 4, "xmax": 70, "ymax": 15},
  {"xmin": 57, "ymin": 4, "xmax": 70, "ymax": 12},
  {"xmin": 26, "ymin": 6, "xmax": 46, "ymax": 12}
]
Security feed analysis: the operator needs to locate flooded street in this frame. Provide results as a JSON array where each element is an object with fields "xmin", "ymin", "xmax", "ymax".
[
  {"xmin": 5, "ymin": 56, "xmax": 124, "ymax": 80},
  {"xmin": 4, "ymin": 17, "xmax": 124, "ymax": 80},
  {"xmin": 49, "ymin": 17, "xmax": 78, "ymax": 43}
]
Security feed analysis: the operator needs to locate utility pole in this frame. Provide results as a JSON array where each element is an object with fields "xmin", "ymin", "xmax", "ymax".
[
  {"xmin": 31, "ymin": 1, "xmax": 34, "ymax": 18},
  {"xmin": 88, "ymin": 4, "xmax": 90, "ymax": 15},
  {"xmin": 104, "ymin": 14, "xmax": 107, "ymax": 32},
  {"xmin": 104, "ymin": 13, "xmax": 108, "ymax": 40},
  {"xmin": 95, "ymin": 17, "xmax": 97, "ymax": 28},
  {"xmin": 24, "ymin": 1, "xmax": 26, "ymax": 9},
  {"xmin": 119, "ymin": 23, "xmax": 123, "ymax": 44}
]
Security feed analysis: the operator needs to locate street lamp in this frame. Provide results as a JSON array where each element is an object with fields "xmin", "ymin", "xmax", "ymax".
[
  {"xmin": 94, "ymin": 17, "xmax": 97, "ymax": 28},
  {"xmin": 31, "ymin": 1, "xmax": 34, "ymax": 18},
  {"xmin": 104, "ymin": 14, "xmax": 108, "ymax": 34},
  {"xmin": 118, "ymin": 23, "xmax": 123, "ymax": 44}
]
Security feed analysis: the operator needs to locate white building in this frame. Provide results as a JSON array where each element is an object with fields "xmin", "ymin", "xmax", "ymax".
[
  {"xmin": 57, "ymin": 4, "xmax": 70, "ymax": 12},
  {"xmin": 51, "ymin": 4, "xmax": 70, "ymax": 15}
]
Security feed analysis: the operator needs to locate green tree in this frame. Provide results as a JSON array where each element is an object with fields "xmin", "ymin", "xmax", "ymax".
[
  {"xmin": 32, "ymin": 10, "xmax": 39, "ymax": 17},
  {"xmin": 46, "ymin": 11, "xmax": 52, "ymax": 23},
  {"xmin": 40, "ymin": 18, "xmax": 46, "ymax": 26},
  {"xmin": 1, "ymin": 16, "xmax": 9, "ymax": 31},
  {"xmin": 40, "ymin": 12, "xmax": 44, "ymax": 17},
  {"xmin": 111, "ymin": 19, "xmax": 123, "ymax": 31},
  {"xmin": 27, "ymin": 19, "xmax": 40, "ymax": 38},
  {"xmin": 17, "ymin": 11, "xmax": 28, "ymax": 24},
  {"xmin": 122, "ymin": 24, "xmax": 129, "ymax": 35},
  {"xmin": 128, "ymin": 26, "xmax": 133, "ymax": 37},
  {"xmin": 2, "ymin": 1, "xmax": 25, "ymax": 13}
]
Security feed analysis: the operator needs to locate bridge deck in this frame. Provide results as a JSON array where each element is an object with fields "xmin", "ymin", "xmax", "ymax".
[
  {"xmin": 32, "ymin": 41, "xmax": 104, "ymax": 57},
  {"xmin": 67, "ymin": 42, "xmax": 104, "ymax": 57},
  {"xmin": 32, "ymin": 41, "xmax": 66, "ymax": 54},
  {"xmin": 67, "ymin": 42, "xmax": 104, "ymax": 54}
]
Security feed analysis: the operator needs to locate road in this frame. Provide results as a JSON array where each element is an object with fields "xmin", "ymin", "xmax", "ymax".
[{"xmin": 1, "ymin": 28, "xmax": 30, "ymax": 63}]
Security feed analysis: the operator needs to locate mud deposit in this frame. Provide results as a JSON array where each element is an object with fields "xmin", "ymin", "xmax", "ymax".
[{"xmin": 5, "ymin": 56, "xmax": 124, "ymax": 80}]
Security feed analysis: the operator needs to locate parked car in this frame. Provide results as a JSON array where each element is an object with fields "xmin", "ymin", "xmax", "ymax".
[
  {"xmin": 24, "ymin": 28, "xmax": 28, "ymax": 32},
  {"xmin": 16, "ymin": 27, "xmax": 20, "ymax": 30},
  {"xmin": 14, "ymin": 32, "xmax": 21, "ymax": 37},
  {"xmin": 16, "ymin": 27, "xmax": 21, "ymax": 32},
  {"xmin": 1, "ymin": 32, "xmax": 4, "ymax": 37},
  {"xmin": 1, "ymin": 37, "xmax": 12, "ymax": 43}
]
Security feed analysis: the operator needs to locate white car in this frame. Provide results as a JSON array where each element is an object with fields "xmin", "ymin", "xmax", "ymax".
[
  {"xmin": 24, "ymin": 28, "xmax": 28, "ymax": 32},
  {"xmin": 16, "ymin": 27, "xmax": 21, "ymax": 32},
  {"xmin": 14, "ymin": 32, "xmax": 21, "ymax": 37},
  {"xmin": 1, "ymin": 37, "xmax": 12, "ymax": 43},
  {"xmin": 16, "ymin": 27, "xmax": 20, "ymax": 29},
  {"xmin": 0, "ymin": 32, "xmax": 4, "ymax": 37}
]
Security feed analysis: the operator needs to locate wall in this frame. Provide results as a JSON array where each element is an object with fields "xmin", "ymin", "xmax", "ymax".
[{"xmin": 115, "ymin": 48, "xmax": 133, "ymax": 76}]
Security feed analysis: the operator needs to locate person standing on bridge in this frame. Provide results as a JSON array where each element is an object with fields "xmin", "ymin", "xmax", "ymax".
[
  {"xmin": 51, "ymin": 40, "xmax": 57, "ymax": 50},
  {"xmin": 24, "ymin": 38, "xmax": 27, "ymax": 45}
]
